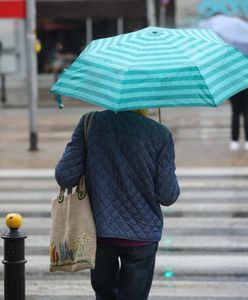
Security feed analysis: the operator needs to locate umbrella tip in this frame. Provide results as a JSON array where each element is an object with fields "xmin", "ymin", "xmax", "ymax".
[{"xmin": 56, "ymin": 94, "xmax": 64, "ymax": 109}]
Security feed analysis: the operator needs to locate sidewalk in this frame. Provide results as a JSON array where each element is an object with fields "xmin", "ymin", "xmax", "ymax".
[{"xmin": 1, "ymin": 96, "xmax": 248, "ymax": 169}]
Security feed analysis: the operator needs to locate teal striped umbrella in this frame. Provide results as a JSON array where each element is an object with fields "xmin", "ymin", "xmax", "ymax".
[{"xmin": 50, "ymin": 26, "xmax": 248, "ymax": 111}]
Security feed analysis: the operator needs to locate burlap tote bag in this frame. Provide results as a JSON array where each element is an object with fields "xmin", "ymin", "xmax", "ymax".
[{"xmin": 50, "ymin": 112, "xmax": 96, "ymax": 272}]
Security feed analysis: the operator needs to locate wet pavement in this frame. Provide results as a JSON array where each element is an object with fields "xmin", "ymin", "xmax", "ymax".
[{"xmin": 1, "ymin": 93, "xmax": 248, "ymax": 169}]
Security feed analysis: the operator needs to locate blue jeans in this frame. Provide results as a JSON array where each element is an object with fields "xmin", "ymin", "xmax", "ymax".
[{"xmin": 90, "ymin": 241, "xmax": 158, "ymax": 300}]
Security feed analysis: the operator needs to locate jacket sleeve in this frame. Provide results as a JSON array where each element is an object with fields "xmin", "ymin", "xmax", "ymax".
[
  {"xmin": 55, "ymin": 115, "xmax": 86, "ymax": 188},
  {"xmin": 155, "ymin": 130, "xmax": 180, "ymax": 206}
]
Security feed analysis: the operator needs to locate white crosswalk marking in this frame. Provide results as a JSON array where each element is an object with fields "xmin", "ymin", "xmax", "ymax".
[{"xmin": 0, "ymin": 168, "xmax": 248, "ymax": 299}]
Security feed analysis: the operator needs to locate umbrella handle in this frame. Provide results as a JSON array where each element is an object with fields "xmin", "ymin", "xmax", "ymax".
[{"xmin": 158, "ymin": 108, "xmax": 161, "ymax": 123}]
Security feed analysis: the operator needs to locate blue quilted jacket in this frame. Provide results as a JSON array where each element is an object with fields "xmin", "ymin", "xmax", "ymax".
[{"xmin": 55, "ymin": 110, "xmax": 180, "ymax": 242}]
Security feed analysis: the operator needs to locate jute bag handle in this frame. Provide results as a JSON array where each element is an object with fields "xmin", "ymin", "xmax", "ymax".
[
  {"xmin": 77, "ymin": 111, "xmax": 95, "ymax": 198},
  {"xmin": 84, "ymin": 111, "xmax": 95, "ymax": 146}
]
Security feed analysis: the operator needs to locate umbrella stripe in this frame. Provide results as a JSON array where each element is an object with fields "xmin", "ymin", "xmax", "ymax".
[
  {"xmin": 202, "ymin": 53, "xmax": 247, "ymax": 79},
  {"xmin": 53, "ymin": 86, "xmax": 216, "ymax": 111},
  {"xmin": 99, "ymin": 47, "xmax": 191, "ymax": 61},
  {"xmin": 176, "ymin": 39, "xmax": 228, "ymax": 57},
  {"xmin": 90, "ymin": 36, "xmax": 117, "ymax": 53},
  {"xmin": 196, "ymin": 49, "xmax": 235, "ymax": 66},
  {"xmin": 144, "ymin": 38, "xmax": 226, "ymax": 64},
  {"xmin": 117, "ymin": 94, "xmax": 215, "ymax": 108},
  {"xmin": 139, "ymin": 28, "xmax": 222, "ymax": 43},
  {"xmin": 53, "ymin": 87, "xmax": 115, "ymax": 109},
  {"xmin": 200, "ymin": 50, "xmax": 242, "ymax": 73},
  {"xmin": 112, "ymin": 46, "xmax": 179, "ymax": 55},
  {"xmin": 114, "ymin": 37, "xmax": 193, "ymax": 51},
  {"xmin": 68, "ymin": 64, "xmax": 204, "ymax": 82},
  {"xmin": 112, "ymin": 37, "xmax": 187, "ymax": 51},
  {"xmin": 86, "ymin": 47, "xmax": 240, "ymax": 70},
  {"xmin": 181, "ymin": 40, "xmax": 225, "ymax": 55},
  {"xmin": 207, "ymin": 61, "xmax": 248, "ymax": 90},
  {"xmin": 215, "ymin": 77, "xmax": 248, "ymax": 105},
  {"xmin": 87, "ymin": 48, "xmax": 192, "ymax": 64},
  {"xmin": 74, "ymin": 57, "xmax": 125, "ymax": 71},
  {"xmin": 98, "ymin": 35, "xmax": 125, "ymax": 52},
  {"xmin": 92, "ymin": 52, "xmax": 140, "ymax": 66},
  {"xmin": 192, "ymin": 29, "xmax": 217, "ymax": 42},
  {"xmin": 62, "ymin": 69, "xmax": 206, "ymax": 89},
  {"xmin": 54, "ymin": 81, "xmax": 214, "ymax": 106},
  {"xmin": 109, "ymin": 43, "xmax": 184, "ymax": 52},
  {"xmin": 125, "ymin": 37, "xmax": 172, "ymax": 46},
  {"xmin": 132, "ymin": 36, "xmax": 197, "ymax": 47},
  {"xmin": 160, "ymin": 35, "xmax": 196, "ymax": 45},
  {"xmin": 65, "ymin": 49, "xmax": 247, "ymax": 89},
  {"xmin": 83, "ymin": 41, "xmax": 96, "ymax": 54},
  {"xmin": 98, "ymin": 47, "xmax": 138, "ymax": 60},
  {"xmin": 98, "ymin": 28, "xmax": 221, "ymax": 47},
  {"xmin": 86, "ymin": 57, "xmax": 192, "ymax": 70},
  {"xmin": 202, "ymin": 47, "xmax": 241, "ymax": 65},
  {"xmin": 52, "ymin": 83, "xmax": 217, "ymax": 110},
  {"xmin": 168, "ymin": 28, "xmax": 215, "ymax": 40},
  {"xmin": 121, "ymin": 85, "xmax": 209, "ymax": 95},
  {"xmin": 117, "ymin": 99, "xmax": 216, "ymax": 110},
  {"xmin": 87, "ymin": 54, "xmax": 190, "ymax": 67},
  {"xmin": 184, "ymin": 44, "xmax": 229, "ymax": 62},
  {"xmin": 116, "ymin": 35, "xmax": 215, "ymax": 52},
  {"xmin": 73, "ymin": 58, "xmax": 201, "ymax": 75},
  {"xmin": 164, "ymin": 40, "xmax": 222, "ymax": 64},
  {"xmin": 90, "ymin": 38, "xmax": 109, "ymax": 53},
  {"xmin": 153, "ymin": 36, "xmax": 196, "ymax": 49},
  {"xmin": 56, "ymin": 79, "xmax": 212, "ymax": 101},
  {"xmin": 212, "ymin": 70, "xmax": 248, "ymax": 100},
  {"xmin": 171, "ymin": 39, "xmax": 208, "ymax": 53},
  {"xmin": 60, "ymin": 78, "xmax": 208, "ymax": 97},
  {"xmin": 108, "ymin": 46, "xmax": 188, "ymax": 56},
  {"xmin": 158, "ymin": 34, "xmax": 223, "ymax": 49}
]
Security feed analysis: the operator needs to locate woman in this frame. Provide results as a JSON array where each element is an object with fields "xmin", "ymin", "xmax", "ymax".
[{"xmin": 55, "ymin": 109, "xmax": 180, "ymax": 300}]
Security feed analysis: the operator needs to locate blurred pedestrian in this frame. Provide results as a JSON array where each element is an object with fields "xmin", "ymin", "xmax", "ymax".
[
  {"xmin": 55, "ymin": 109, "xmax": 180, "ymax": 300},
  {"xmin": 229, "ymin": 88, "xmax": 248, "ymax": 151}
]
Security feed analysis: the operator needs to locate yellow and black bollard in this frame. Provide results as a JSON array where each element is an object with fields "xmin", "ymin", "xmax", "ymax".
[{"xmin": 1, "ymin": 213, "xmax": 27, "ymax": 300}]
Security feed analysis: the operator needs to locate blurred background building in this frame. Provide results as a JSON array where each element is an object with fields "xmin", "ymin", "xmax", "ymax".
[
  {"xmin": 0, "ymin": 0, "xmax": 177, "ymax": 78},
  {"xmin": 0, "ymin": 0, "xmax": 247, "ymax": 96}
]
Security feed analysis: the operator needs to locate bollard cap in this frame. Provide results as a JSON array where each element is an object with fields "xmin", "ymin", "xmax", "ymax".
[{"xmin": 5, "ymin": 213, "xmax": 23, "ymax": 230}]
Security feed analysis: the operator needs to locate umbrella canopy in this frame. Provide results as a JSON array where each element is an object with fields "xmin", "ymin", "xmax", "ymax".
[
  {"xmin": 50, "ymin": 26, "xmax": 248, "ymax": 111},
  {"xmin": 198, "ymin": 0, "xmax": 248, "ymax": 18},
  {"xmin": 199, "ymin": 15, "xmax": 248, "ymax": 56}
]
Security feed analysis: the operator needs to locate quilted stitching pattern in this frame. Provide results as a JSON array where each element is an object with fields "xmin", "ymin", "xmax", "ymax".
[{"xmin": 55, "ymin": 111, "xmax": 180, "ymax": 241}]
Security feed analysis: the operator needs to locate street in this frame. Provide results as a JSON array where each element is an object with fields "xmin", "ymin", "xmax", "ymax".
[{"xmin": 0, "ymin": 167, "xmax": 248, "ymax": 299}]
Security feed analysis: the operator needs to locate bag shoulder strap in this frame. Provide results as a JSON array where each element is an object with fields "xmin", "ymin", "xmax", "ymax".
[
  {"xmin": 84, "ymin": 111, "xmax": 95, "ymax": 145},
  {"xmin": 77, "ymin": 112, "xmax": 96, "ymax": 193}
]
